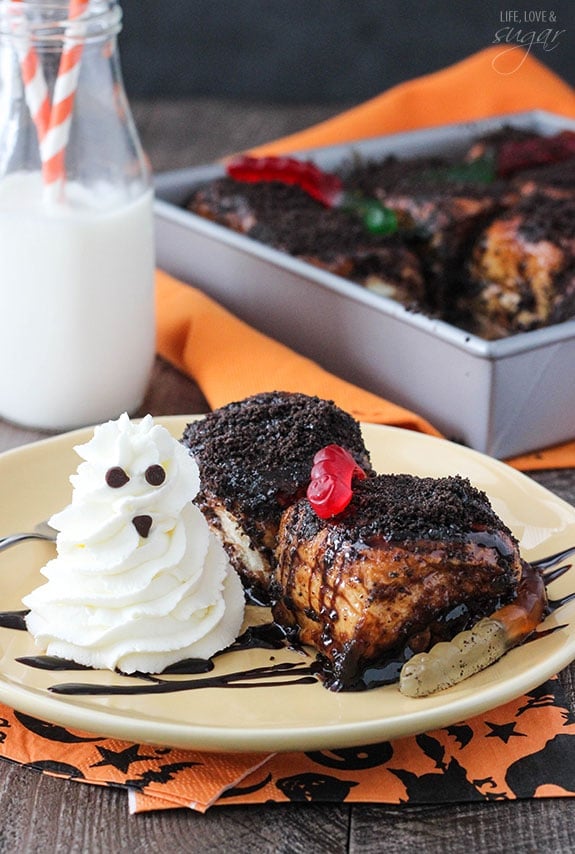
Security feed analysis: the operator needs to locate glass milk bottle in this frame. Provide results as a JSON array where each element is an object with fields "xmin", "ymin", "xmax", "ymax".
[{"xmin": 0, "ymin": 0, "xmax": 155, "ymax": 430}]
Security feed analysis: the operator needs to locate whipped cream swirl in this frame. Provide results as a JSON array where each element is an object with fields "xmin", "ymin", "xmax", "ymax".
[{"xmin": 24, "ymin": 413, "xmax": 245, "ymax": 674}]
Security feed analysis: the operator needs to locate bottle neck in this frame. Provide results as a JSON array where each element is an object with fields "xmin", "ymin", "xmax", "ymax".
[
  {"xmin": 0, "ymin": 0, "xmax": 149, "ymax": 202},
  {"xmin": 0, "ymin": 1, "xmax": 122, "ymax": 47}
]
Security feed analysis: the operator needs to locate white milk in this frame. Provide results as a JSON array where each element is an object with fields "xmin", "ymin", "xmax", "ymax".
[{"xmin": 0, "ymin": 172, "xmax": 155, "ymax": 430}]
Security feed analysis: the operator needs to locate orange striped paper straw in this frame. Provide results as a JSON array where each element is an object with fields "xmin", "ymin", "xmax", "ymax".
[
  {"xmin": 11, "ymin": 0, "xmax": 51, "ymax": 142},
  {"xmin": 42, "ymin": 0, "xmax": 90, "ymax": 194}
]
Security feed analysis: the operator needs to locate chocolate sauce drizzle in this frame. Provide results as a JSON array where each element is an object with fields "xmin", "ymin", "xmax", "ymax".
[
  {"xmin": 532, "ymin": 545, "xmax": 575, "ymax": 569},
  {"xmin": 547, "ymin": 592, "xmax": 575, "ymax": 611},
  {"xmin": 0, "ymin": 544, "xmax": 572, "ymax": 698},
  {"xmin": 49, "ymin": 662, "xmax": 316, "ymax": 696},
  {"xmin": 0, "ymin": 611, "xmax": 27, "ymax": 631},
  {"xmin": 537, "ymin": 545, "xmax": 575, "ymax": 613},
  {"xmin": 2, "ymin": 617, "xmax": 316, "ymax": 696}
]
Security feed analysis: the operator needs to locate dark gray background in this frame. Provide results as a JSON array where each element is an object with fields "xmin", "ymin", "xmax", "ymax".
[{"xmin": 118, "ymin": 0, "xmax": 573, "ymax": 103}]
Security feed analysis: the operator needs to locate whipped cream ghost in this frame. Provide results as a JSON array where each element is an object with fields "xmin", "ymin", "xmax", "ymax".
[{"xmin": 24, "ymin": 413, "xmax": 245, "ymax": 674}]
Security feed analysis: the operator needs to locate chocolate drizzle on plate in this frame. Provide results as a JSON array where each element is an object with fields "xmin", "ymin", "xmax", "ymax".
[
  {"xmin": 0, "ymin": 611, "xmax": 28, "ymax": 631},
  {"xmin": 49, "ymin": 662, "xmax": 316, "ymax": 696},
  {"xmin": 4, "ymin": 612, "xmax": 316, "ymax": 696}
]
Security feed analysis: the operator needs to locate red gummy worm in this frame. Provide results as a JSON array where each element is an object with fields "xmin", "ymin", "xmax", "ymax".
[
  {"xmin": 226, "ymin": 155, "xmax": 343, "ymax": 207},
  {"xmin": 307, "ymin": 445, "xmax": 366, "ymax": 519},
  {"xmin": 496, "ymin": 130, "xmax": 575, "ymax": 177}
]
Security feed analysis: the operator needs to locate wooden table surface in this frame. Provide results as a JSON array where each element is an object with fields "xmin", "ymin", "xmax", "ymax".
[{"xmin": 1, "ymin": 96, "xmax": 574, "ymax": 853}]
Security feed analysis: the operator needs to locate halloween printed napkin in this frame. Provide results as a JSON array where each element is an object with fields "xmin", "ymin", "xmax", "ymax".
[{"xmin": 1, "ymin": 678, "xmax": 573, "ymax": 814}]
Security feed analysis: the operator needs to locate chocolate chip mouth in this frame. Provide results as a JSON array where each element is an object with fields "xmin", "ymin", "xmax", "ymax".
[{"xmin": 132, "ymin": 515, "xmax": 153, "ymax": 538}]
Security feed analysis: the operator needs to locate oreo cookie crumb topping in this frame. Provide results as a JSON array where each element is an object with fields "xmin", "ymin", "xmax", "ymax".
[
  {"xmin": 182, "ymin": 391, "xmax": 372, "ymax": 524},
  {"xmin": 514, "ymin": 193, "xmax": 575, "ymax": 244},
  {"xmin": 295, "ymin": 472, "xmax": 515, "ymax": 544},
  {"xmin": 191, "ymin": 178, "xmax": 398, "ymax": 258}
]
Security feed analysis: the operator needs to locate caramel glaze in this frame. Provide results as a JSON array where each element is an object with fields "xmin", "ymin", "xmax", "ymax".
[{"xmin": 492, "ymin": 559, "xmax": 547, "ymax": 646}]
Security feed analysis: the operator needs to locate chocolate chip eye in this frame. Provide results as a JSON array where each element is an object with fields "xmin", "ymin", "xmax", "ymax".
[
  {"xmin": 106, "ymin": 466, "xmax": 130, "ymax": 488},
  {"xmin": 145, "ymin": 464, "xmax": 166, "ymax": 486}
]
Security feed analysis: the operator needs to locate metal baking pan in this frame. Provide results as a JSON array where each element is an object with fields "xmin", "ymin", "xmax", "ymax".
[{"xmin": 153, "ymin": 110, "xmax": 575, "ymax": 459}]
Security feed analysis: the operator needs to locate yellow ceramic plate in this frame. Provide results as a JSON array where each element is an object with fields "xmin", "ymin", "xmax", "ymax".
[{"xmin": 0, "ymin": 417, "xmax": 574, "ymax": 753}]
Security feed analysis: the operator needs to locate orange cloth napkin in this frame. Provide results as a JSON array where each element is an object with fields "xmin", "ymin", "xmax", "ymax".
[
  {"xmin": 155, "ymin": 270, "xmax": 441, "ymax": 437},
  {"xmin": 155, "ymin": 46, "xmax": 575, "ymax": 470},
  {"xmin": 248, "ymin": 46, "xmax": 575, "ymax": 156}
]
